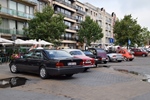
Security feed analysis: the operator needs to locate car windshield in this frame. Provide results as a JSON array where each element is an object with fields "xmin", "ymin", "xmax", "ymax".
[
  {"xmin": 97, "ymin": 49, "xmax": 106, "ymax": 53},
  {"xmin": 83, "ymin": 51, "xmax": 93, "ymax": 55},
  {"xmin": 46, "ymin": 50, "xmax": 72, "ymax": 58},
  {"xmin": 70, "ymin": 51, "xmax": 85, "ymax": 55}
]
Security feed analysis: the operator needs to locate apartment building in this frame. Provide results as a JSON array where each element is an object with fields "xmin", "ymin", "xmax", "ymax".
[
  {"xmin": 0, "ymin": 0, "xmax": 48, "ymax": 40},
  {"xmin": 0, "ymin": 0, "xmax": 116, "ymax": 49},
  {"xmin": 83, "ymin": 3, "xmax": 116, "ymax": 47},
  {"xmin": 51, "ymin": 0, "xmax": 77, "ymax": 49}
]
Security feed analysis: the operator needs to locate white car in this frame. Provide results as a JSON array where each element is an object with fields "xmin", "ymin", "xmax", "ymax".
[
  {"xmin": 62, "ymin": 49, "xmax": 96, "ymax": 71},
  {"xmin": 107, "ymin": 53, "xmax": 124, "ymax": 62}
]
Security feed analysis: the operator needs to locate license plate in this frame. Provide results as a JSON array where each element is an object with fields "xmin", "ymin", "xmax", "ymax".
[
  {"xmin": 85, "ymin": 60, "xmax": 91, "ymax": 63},
  {"xmin": 68, "ymin": 62, "xmax": 76, "ymax": 65},
  {"xmin": 102, "ymin": 58, "xmax": 106, "ymax": 60}
]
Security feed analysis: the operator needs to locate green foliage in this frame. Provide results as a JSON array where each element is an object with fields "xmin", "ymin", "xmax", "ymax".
[
  {"xmin": 114, "ymin": 15, "xmax": 142, "ymax": 46},
  {"xmin": 24, "ymin": 5, "xmax": 67, "ymax": 45},
  {"xmin": 78, "ymin": 16, "xmax": 103, "ymax": 46},
  {"xmin": 139, "ymin": 27, "xmax": 150, "ymax": 46}
]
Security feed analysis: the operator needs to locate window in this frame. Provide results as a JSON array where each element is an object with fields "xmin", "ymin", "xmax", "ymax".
[
  {"xmin": 0, "ymin": 18, "xmax": 9, "ymax": 29},
  {"xmin": 30, "ymin": 7, "xmax": 34, "ymax": 15},
  {"xmin": 26, "ymin": 6, "xmax": 29, "ymax": 14},
  {"xmin": 18, "ymin": 3, "xmax": 25, "ymax": 12},
  {"xmin": 9, "ymin": 1, "xmax": 16, "ymax": 10}
]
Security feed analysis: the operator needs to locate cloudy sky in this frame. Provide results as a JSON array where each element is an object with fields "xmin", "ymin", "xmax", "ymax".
[{"xmin": 79, "ymin": 0, "xmax": 150, "ymax": 30}]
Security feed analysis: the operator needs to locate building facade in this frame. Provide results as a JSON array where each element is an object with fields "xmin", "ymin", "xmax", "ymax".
[
  {"xmin": 0, "ymin": 0, "xmax": 48, "ymax": 39},
  {"xmin": 83, "ymin": 3, "xmax": 116, "ymax": 48},
  {"xmin": 0, "ymin": 0, "xmax": 116, "ymax": 49}
]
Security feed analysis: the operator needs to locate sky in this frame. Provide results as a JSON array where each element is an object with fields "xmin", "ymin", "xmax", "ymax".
[{"xmin": 79, "ymin": 0, "xmax": 150, "ymax": 30}]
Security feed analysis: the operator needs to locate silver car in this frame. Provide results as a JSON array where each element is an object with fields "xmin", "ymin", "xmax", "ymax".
[{"xmin": 107, "ymin": 53, "xmax": 124, "ymax": 62}]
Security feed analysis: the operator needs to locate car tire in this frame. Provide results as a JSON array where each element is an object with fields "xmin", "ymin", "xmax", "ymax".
[
  {"xmin": 39, "ymin": 67, "xmax": 48, "ymax": 79},
  {"xmin": 84, "ymin": 68, "xmax": 89, "ymax": 72},
  {"xmin": 118, "ymin": 60, "xmax": 122, "ymax": 62},
  {"xmin": 108, "ymin": 57, "xmax": 111, "ymax": 62},
  {"xmin": 124, "ymin": 57, "xmax": 128, "ymax": 61},
  {"xmin": 129, "ymin": 59, "xmax": 133, "ymax": 61},
  {"xmin": 103, "ymin": 61, "xmax": 107, "ymax": 64},
  {"xmin": 10, "ymin": 64, "xmax": 18, "ymax": 73},
  {"xmin": 95, "ymin": 64, "xmax": 98, "ymax": 67},
  {"xmin": 142, "ymin": 54, "xmax": 146, "ymax": 57},
  {"xmin": 65, "ymin": 74, "xmax": 73, "ymax": 77}
]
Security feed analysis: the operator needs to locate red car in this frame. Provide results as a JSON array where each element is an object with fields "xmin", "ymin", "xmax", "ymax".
[
  {"xmin": 131, "ymin": 48, "xmax": 148, "ymax": 57},
  {"xmin": 62, "ymin": 49, "xmax": 96, "ymax": 71},
  {"xmin": 118, "ymin": 49, "xmax": 134, "ymax": 61}
]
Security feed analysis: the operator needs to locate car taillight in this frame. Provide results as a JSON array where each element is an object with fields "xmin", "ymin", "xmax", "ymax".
[
  {"xmin": 98, "ymin": 57, "xmax": 102, "ymax": 60},
  {"xmin": 91, "ymin": 60, "xmax": 95, "ymax": 64},
  {"xmin": 56, "ymin": 62, "xmax": 64, "ymax": 68},
  {"xmin": 80, "ymin": 61, "xmax": 83, "ymax": 65}
]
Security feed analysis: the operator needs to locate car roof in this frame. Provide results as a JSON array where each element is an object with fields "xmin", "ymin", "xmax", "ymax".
[
  {"xmin": 88, "ymin": 48, "xmax": 105, "ymax": 50},
  {"xmin": 62, "ymin": 49, "xmax": 82, "ymax": 52}
]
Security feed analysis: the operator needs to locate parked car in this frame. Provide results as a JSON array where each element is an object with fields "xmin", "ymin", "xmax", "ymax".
[
  {"xmin": 118, "ymin": 49, "xmax": 134, "ymax": 61},
  {"xmin": 88, "ymin": 48, "xmax": 108, "ymax": 64},
  {"xmin": 143, "ymin": 48, "xmax": 150, "ymax": 53},
  {"xmin": 131, "ymin": 48, "xmax": 148, "ymax": 57},
  {"xmin": 9, "ymin": 49, "xmax": 85, "ymax": 79},
  {"xmin": 62, "ymin": 49, "xmax": 95, "ymax": 71},
  {"xmin": 82, "ymin": 50, "xmax": 102, "ymax": 67},
  {"xmin": 107, "ymin": 53, "xmax": 124, "ymax": 62}
]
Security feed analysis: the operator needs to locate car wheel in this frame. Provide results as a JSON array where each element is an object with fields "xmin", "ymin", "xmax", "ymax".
[
  {"xmin": 10, "ymin": 64, "xmax": 18, "ymax": 73},
  {"xmin": 108, "ymin": 57, "xmax": 111, "ymax": 62},
  {"xmin": 95, "ymin": 64, "xmax": 98, "ymax": 67},
  {"xmin": 124, "ymin": 57, "xmax": 128, "ymax": 61},
  {"xmin": 65, "ymin": 74, "xmax": 73, "ymax": 77},
  {"xmin": 40, "ymin": 67, "xmax": 48, "ymax": 79},
  {"xmin": 142, "ymin": 54, "xmax": 146, "ymax": 57},
  {"xmin": 84, "ymin": 68, "xmax": 89, "ymax": 72},
  {"xmin": 118, "ymin": 60, "xmax": 122, "ymax": 62},
  {"xmin": 104, "ymin": 61, "xmax": 107, "ymax": 64},
  {"xmin": 129, "ymin": 59, "xmax": 133, "ymax": 61}
]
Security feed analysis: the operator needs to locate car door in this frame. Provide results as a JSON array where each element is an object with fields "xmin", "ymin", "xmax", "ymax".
[
  {"xmin": 15, "ymin": 51, "xmax": 34, "ymax": 71},
  {"xmin": 27, "ymin": 50, "xmax": 43, "ymax": 72},
  {"xmin": 135, "ymin": 49, "xmax": 141, "ymax": 56}
]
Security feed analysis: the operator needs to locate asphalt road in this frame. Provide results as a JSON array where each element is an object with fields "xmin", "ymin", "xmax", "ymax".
[{"xmin": 0, "ymin": 56, "xmax": 150, "ymax": 100}]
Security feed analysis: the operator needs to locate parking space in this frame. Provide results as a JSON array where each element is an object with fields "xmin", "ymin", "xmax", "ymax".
[{"xmin": 0, "ymin": 57, "xmax": 150, "ymax": 100}]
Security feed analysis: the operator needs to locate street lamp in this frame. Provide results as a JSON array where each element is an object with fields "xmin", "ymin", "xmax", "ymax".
[{"xmin": 11, "ymin": 34, "xmax": 16, "ymax": 53}]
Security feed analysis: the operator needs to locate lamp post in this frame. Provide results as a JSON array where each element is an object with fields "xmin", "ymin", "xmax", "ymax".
[{"xmin": 11, "ymin": 34, "xmax": 16, "ymax": 53}]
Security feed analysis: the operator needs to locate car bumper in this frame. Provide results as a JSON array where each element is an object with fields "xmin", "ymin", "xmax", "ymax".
[
  {"xmin": 110, "ymin": 58, "xmax": 124, "ymax": 61},
  {"xmin": 83, "ymin": 64, "xmax": 96, "ymax": 68},
  {"xmin": 46, "ymin": 67, "xmax": 85, "ymax": 76},
  {"xmin": 95, "ymin": 60, "xmax": 103, "ymax": 64}
]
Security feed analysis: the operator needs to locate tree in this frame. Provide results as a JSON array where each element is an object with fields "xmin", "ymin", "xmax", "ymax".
[
  {"xmin": 113, "ymin": 15, "xmax": 142, "ymax": 47},
  {"xmin": 78, "ymin": 16, "xmax": 103, "ymax": 46},
  {"xmin": 139, "ymin": 27, "xmax": 150, "ymax": 46},
  {"xmin": 24, "ymin": 5, "xmax": 67, "ymax": 45}
]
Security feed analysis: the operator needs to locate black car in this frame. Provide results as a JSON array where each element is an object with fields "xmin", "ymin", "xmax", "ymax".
[
  {"xmin": 9, "ymin": 49, "xmax": 85, "ymax": 79},
  {"xmin": 82, "ymin": 50, "xmax": 102, "ymax": 67},
  {"xmin": 88, "ymin": 48, "xmax": 108, "ymax": 64}
]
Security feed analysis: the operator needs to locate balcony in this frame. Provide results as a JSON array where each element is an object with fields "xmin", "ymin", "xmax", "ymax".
[
  {"xmin": 13, "ymin": 0, "xmax": 37, "ymax": 6},
  {"xmin": 76, "ymin": 8, "xmax": 85, "ymax": 15},
  {"xmin": 0, "ymin": 28, "xmax": 24, "ymax": 35},
  {"xmin": 62, "ymin": 37, "xmax": 76, "ymax": 41},
  {"xmin": 55, "ymin": 11, "xmax": 76, "ymax": 21},
  {"xmin": 0, "ymin": 7, "xmax": 34, "ymax": 20},
  {"xmin": 68, "ymin": 26, "xmax": 76, "ymax": 30},
  {"xmin": 76, "ymin": 19, "xmax": 83, "ymax": 23},
  {"xmin": 55, "ymin": 0, "xmax": 76, "ymax": 9}
]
